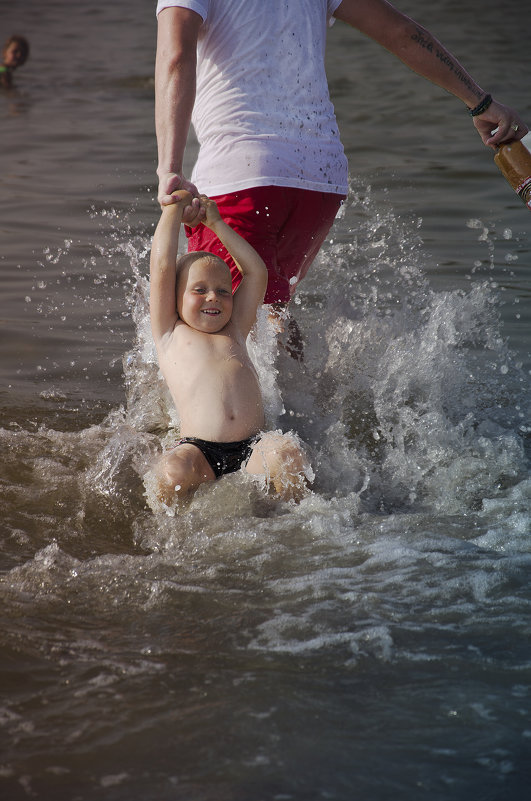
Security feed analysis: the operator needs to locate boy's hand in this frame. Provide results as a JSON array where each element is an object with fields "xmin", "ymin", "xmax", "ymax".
[
  {"xmin": 171, "ymin": 189, "xmax": 193, "ymax": 205},
  {"xmin": 168, "ymin": 191, "xmax": 205, "ymax": 226},
  {"xmin": 199, "ymin": 195, "xmax": 222, "ymax": 228}
]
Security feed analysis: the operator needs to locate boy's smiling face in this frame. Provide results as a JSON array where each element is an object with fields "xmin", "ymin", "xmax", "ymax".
[{"xmin": 177, "ymin": 255, "xmax": 233, "ymax": 333}]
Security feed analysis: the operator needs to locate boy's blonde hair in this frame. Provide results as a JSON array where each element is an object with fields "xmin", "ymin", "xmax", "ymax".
[{"xmin": 176, "ymin": 250, "xmax": 226, "ymax": 273}]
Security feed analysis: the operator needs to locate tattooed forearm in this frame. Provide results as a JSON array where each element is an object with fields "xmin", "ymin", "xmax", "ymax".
[
  {"xmin": 411, "ymin": 27, "xmax": 482, "ymax": 99},
  {"xmin": 411, "ymin": 27, "xmax": 434, "ymax": 53}
]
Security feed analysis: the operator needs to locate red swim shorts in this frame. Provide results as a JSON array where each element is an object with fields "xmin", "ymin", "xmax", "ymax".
[{"xmin": 185, "ymin": 185, "xmax": 344, "ymax": 305}]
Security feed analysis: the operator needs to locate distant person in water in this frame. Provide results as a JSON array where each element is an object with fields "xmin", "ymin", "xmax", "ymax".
[
  {"xmin": 149, "ymin": 190, "xmax": 312, "ymax": 505},
  {"xmin": 0, "ymin": 35, "xmax": 29, "ymax": 89}
]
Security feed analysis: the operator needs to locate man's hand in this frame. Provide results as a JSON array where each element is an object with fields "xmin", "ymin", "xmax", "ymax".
[
  {"xmin": 473, "ymin": 100, "xmax": 529, "ymax": 149},
  {"xmin": 158, "ymin": 172, "xmax": 200, "ymax": 207}
]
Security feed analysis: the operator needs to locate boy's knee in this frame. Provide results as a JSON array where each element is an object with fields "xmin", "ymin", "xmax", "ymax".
[
  {"xmin": 269, "ymin": 433, "xmax": 305, "ymax": 466},
  {"xmin": 153, "ymin": 450, "xmax": 187, "ymax": 498},
  {"xmin": 252, "ymin": 432, "xmax": 313, "ymax": 502},
  {"xmin": 155, "ymin": 446, "xmax": 214, "ymax": 501},
  {"xmin": 154, "ymin": 454, "xmax": 184, "ymax": 502}
]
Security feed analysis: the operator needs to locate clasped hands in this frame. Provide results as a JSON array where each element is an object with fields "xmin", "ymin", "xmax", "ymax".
[{"xmin": 158, "ymin": 172, "xmax": 206, "ymax": 226}]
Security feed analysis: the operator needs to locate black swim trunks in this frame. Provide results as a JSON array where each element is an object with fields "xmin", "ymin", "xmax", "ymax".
[{"xmin": 174, "ymin": 436, "xmax": 256, "ymax": 479}]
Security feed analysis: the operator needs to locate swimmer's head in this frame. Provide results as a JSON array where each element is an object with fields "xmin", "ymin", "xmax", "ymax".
[{"xmin": 3, "ymin": 36, "xmax": 30, "ymax": 69}]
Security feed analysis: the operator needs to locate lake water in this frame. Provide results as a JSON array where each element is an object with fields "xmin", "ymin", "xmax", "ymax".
[{"xmin": 1, "ymin": 1, "xmax": 530, "ymax": 799}]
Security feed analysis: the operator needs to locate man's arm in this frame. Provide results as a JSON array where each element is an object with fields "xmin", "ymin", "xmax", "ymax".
[
  {"xmin": 333, "ymin": 0, "xmax": 528, "ymax": 147},
  {"xmin": 150, "ymin": 191, "xmax": 197, "ymax": 344},
  {"xmin": 155, "ymin": 7, "xmax": 203, "ymax": 205},
  {"xmin": 200, "ymin": 198, "xmax": 268, "ymax": 336}
]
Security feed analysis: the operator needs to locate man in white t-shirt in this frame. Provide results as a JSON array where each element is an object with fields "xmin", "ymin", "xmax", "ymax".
[{"xmin": 154, "ymin": 0, "xmax": 527, "ymax": 333}]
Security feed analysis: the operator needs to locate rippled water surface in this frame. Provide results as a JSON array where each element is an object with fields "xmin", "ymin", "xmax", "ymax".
[{"xmin": 1, "ymin": 1, "xmax": 530, "ymax": 799}]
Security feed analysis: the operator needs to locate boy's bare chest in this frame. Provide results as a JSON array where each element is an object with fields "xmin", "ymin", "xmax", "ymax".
[{"xmin": 165, "ymin": 328, "xmax": 251, "ymax": 377}]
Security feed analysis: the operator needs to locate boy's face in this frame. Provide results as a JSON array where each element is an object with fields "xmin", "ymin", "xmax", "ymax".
[
  {"xmin": 3, "ymin": 41, "xmax": 26, "ymax": 68},
  {"xmin": 177, "ymin": 256, "xmax": 233, "ymax": 333}
]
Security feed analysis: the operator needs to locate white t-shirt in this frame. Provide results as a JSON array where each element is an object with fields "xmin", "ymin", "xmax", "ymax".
[{"xmin": 156, "ymin": 0, "xmax": 348, "ymax": 196}]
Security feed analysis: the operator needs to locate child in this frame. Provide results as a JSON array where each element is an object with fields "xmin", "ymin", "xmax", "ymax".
[
  {"xmin": 149, "ymin": 190, "xmax": 312, "ymax": 504},
  {"xmin": 1, "ymin": 36, "xmax": 29, "ymax": 89}
]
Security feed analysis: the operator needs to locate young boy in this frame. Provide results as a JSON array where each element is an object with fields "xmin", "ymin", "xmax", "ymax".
[
  {"xmin": 1, "ymin": 36, "xmax": 29, "ymax": 89},
  {"xmin": 149, "ymin": 190, "xmax": 311, "ymax": 504}
]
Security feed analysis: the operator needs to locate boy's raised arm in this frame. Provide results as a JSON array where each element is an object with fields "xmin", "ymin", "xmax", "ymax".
[
  {"xmin": 200, "ymin": 197, "xmax": 268, "ymax": 335},
  {"xmin": 150, "ymin": 191, "xmax": 196, "ymax": 344}
]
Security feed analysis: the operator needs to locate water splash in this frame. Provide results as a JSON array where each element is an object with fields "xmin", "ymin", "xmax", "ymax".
[{"xmin": 3, "ymin": 183, "xmax": 529, "ymax": 573}]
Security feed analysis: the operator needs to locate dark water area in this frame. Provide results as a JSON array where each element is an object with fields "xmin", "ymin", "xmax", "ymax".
[{"xmin": 1, "ymin": 1, "xmax": 531, "ymax": 799}]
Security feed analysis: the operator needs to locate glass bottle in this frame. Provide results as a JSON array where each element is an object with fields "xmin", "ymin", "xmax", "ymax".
[{"xmin": 494, "ymin": 133, "xmax": 531, "ymax": 210}]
